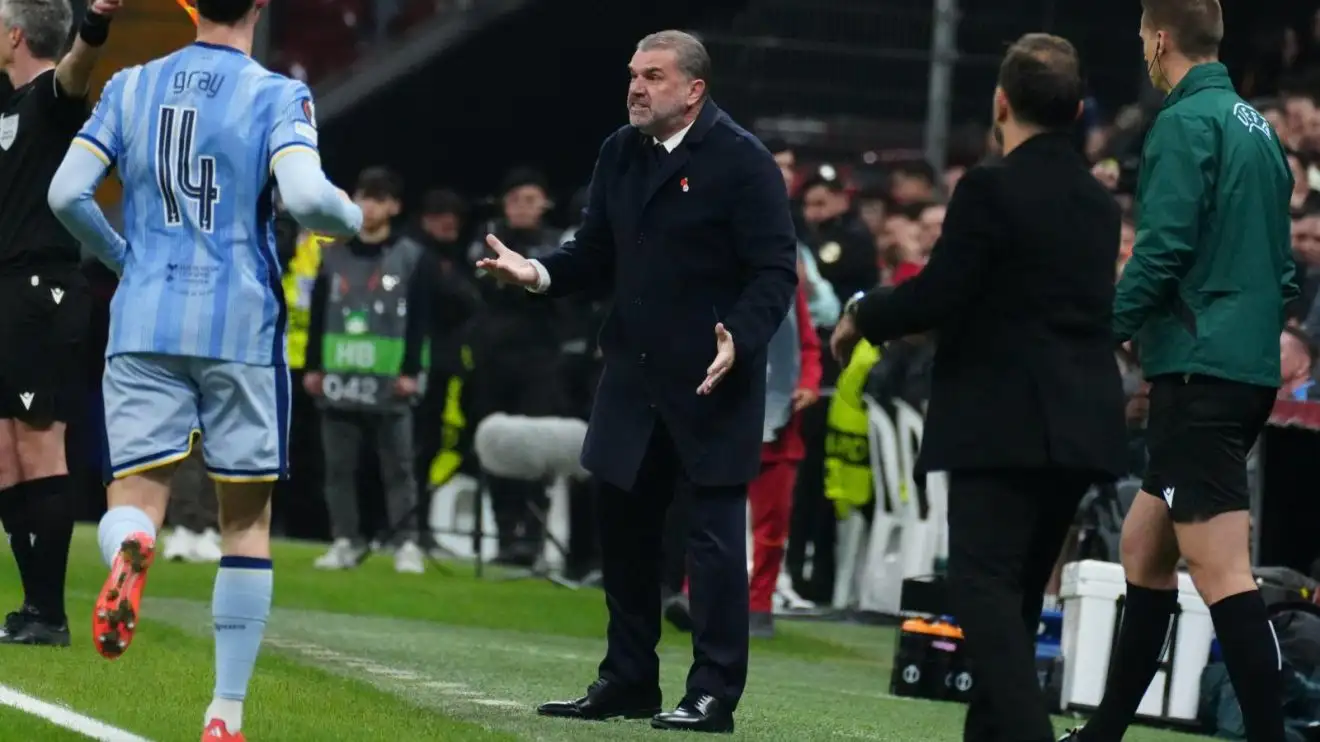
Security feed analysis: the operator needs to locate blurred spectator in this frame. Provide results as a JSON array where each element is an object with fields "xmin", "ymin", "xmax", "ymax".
[
  {"xmin": 1280, "ymin": 326, "xmax": 1318, "ymax": 401},
  {"xmin": 887, "ymin": 160, "xmax": 938, "ymax": 206},
  {"xmin": 1290, "ymin": 207, "xmax": 1320, "ymax": 323},
  {"xmin": 1287, "ymin": 150, "xmax": 1314, "ymax": 213},
  {"xmin": 916, "ymin": 201, "xmax": 946, "ymax": 259},
  {"xmin": 414, "ymin": 188, "xmax": 469, "ymax": 269},
  {"xmin": 765, "ymin": 138, "xmax": 809, "ymax": 241},
  {"xmin": 854, "ymin": 185, "xmax": 889, "ymax": 243},
  {"xmin": 1117, "ymin": 214, "xmax": 1136, "ymax": 279},
  {"xmin": 467, "ymin": 167, "xmax": 576, "ymax": 567},
  {"xmin": 306, "ymin": 167, "xmax": 430, "ymax": 574},
  {"xmin": 799, "ymin": 174, "xmax": 879, "ymax": 302}
]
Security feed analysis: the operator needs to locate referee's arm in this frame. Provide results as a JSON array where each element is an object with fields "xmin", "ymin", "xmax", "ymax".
[
  {"xmin": 55, "ymin": 11, "xmax": 114, "ymax": 97},
  {"xmin": 1112, "ymin": 116, "xmax": 1210, "ymax": 343}
]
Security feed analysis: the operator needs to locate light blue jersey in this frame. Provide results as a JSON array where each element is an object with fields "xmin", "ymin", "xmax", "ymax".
[
  {"xmin": 75, "ymin": 42, "xmax": 321, "ymax": 366},
  {"xmin": 49, "ymin": 40, "xmax": 359, "ymax": 483}
]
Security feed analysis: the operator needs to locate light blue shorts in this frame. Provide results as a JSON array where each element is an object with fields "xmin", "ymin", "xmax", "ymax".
[{"xmin": 102, "ymin": 353, "xmax": 290, "ymax": 483}]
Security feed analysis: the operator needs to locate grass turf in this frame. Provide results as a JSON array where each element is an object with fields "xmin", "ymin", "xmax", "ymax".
[{"xmin": 0, "ymin": 526, "xmax": 1206, "ymax": 741}]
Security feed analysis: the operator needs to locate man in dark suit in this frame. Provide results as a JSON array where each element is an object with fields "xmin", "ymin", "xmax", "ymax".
[
  {"xmin": 830, "ymin": 34, "xmax": 1128, "ymax": 742},
  {"xmin": 475, "ymin": 30, "xmax": 797, "ymax": 734}
]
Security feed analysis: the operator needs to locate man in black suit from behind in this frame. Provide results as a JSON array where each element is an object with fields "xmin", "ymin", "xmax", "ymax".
[
  {"xmin": 475, "ymin": 30, "xmax": 797, "ymax": 734},
  {"xmin": 831, "ymin": 33, "xmax": 1128, "ymax": 742}
]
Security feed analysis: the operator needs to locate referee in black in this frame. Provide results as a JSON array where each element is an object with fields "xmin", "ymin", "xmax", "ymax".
[
  {"xmin": 1064, "ymin": 2, "xmax": 1295, "ymax": 742},
  {"xmin": 0, "ymin": 0, "xmax": 122, "ymax": 646}
]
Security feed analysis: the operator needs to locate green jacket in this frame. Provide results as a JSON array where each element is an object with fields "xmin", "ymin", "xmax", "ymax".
[{"xmin": 1114, "ymin": 63, "xmax": 1298, "ymax": 387}]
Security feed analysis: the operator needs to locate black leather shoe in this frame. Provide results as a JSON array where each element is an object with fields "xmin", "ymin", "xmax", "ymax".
[
  {"xmin": 0, "ymin": 605, "xmax": 34, "ymax": 639},
  {"xmin": 0, "ymin": 613, "xmax": 70, "ymax": 647},
  {"xmin": 536, "ymin": 678, "xmax": 661, "ymax": 721},
  {"xmin": 651, "ymin": 694, "xmax": 734, "ymax": 733}
]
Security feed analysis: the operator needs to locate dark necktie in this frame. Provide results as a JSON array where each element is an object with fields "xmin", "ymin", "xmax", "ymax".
[{"xmin": 652, "ymin": 141, "xmax": 668, "ymax": 167}]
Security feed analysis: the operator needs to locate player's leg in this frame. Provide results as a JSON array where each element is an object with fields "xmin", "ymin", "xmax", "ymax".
[
  {"xmin": 94, "ymin": 353, "xmax": 199, "ymax": 659},
  {"xmin": 0, "ymin": 418, "xmax": 31, "ymax": 635},
  {"xmin": 1073, "ymin": 381, "xmax": 1183, "ymax": 742},
  {"xmin": 196, "ymin": 360, "xmax": 287, "ymax": 738},
  {"xmin": 1169, "ymin": 382, "xmax": 1283, "ymax": 742}
]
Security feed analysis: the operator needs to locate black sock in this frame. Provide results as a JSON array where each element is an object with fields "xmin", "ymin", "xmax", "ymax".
[
  {"xmin": 1082, "ymin": 583, "xmax": 1178, "ymax": 742},
  {"xmin": 0, "ymin": 483, "xmax": 34, "ymax": 608},
  {"xmin": 24, "ymin": 476, "xmax": 73, "ymax": 626},
  {"xmin": 1210, "ymin": 590, "xmax": 1286, "ymax": 742}
]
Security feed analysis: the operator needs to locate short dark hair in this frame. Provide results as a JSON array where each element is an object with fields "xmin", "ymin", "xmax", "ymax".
[
  {"xmin": 997, "ymin": 33, "xmax": 1083, "ymax": 130},
  {"xmin": 1140, "ymin": 0, "xmax": 1223, "ymax": 58},
  {"xmin": 420, "ymin": 188, "xmax": 466, "ymax": 217},
  {"xmin": 355, "ymin": 166, "xmax": 403, "ymax": 202},
  {"xmin": 196, "ymin": 0, "xmax": 255, "ymax": 24},
  {"xmin": 762, "ymin": 137, "xmax": 792, "ymax": 156},
  {"xmin": 799, "ymin": 175, "xmax": 844, "ymax": 196}
]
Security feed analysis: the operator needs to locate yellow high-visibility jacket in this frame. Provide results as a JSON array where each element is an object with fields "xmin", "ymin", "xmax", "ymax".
[
  {"xmin": 824, "ymin": 339, "xmax": 881, "ymax": 518},
  {"xmin": 282, "ymin": 232, "xmax": 331, "ymax": 370}
]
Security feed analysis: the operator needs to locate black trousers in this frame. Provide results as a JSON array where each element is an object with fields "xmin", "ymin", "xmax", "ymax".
[
  {"xmin": 947, "ymin": 468, "xmax": 1092, "ymax": 742},
  {"xmin": 596, "ymin": 420, "xmax": 749, "ymax": 709}
]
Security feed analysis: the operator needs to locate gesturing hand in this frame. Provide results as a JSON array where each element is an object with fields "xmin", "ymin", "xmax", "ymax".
[
  {"xmin": 698, "ymin": 323, "xmax": 736, "ymax": 395},
  {"xmin": 90, "ymin": 0, "xmax": 122, "ymax": 16},
  {"xmin": 830, "ymin": 313, "xmax": 861, "ymax": 364},
  {"xmin": 475, "ymin": 234, "xmax": 539, "ymax": 288}
]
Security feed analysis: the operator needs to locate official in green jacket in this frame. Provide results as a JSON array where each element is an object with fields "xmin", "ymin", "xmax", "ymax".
[{"xmin": 1065, "ymin": 3, "xmax": 1294, "ymax": 742}]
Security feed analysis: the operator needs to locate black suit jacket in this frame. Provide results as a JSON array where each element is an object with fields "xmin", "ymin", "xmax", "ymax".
[
  {"xmin": 538, "ymin": 102, "xmax": 798, "ymax": 490},
  {"xmin": 853, "ymin": 132, "xmax": 1127, "ymax": 479}
]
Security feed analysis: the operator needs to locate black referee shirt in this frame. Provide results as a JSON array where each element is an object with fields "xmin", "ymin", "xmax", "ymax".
[{"xmin": 0, "ymin": 68, "xmax": 88, "ymax": 275}]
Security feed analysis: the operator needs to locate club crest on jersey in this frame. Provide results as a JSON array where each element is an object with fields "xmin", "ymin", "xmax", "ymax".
[
  {"xmin": 301, "ymin": 98, "xmax": 316, "ymax": 128},
  {"xmin": 0, "ymin": 114, "xmax": 19, "ymax": 151}
]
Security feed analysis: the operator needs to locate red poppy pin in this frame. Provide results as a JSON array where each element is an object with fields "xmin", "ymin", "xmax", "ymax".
[{"xmin": 680, "ymin": 177, "xmax": 690, "ymax": 193}]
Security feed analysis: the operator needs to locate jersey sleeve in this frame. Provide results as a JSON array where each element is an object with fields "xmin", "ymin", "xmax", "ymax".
[
  {"xmin": 73, "ymin": 71, "xmax": 124, "ymax": 168},
  {"xmin": 269, "ymin": 78, "xmax": 319, "ymax": 172}
]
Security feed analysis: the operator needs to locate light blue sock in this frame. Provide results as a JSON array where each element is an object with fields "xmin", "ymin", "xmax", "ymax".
[
  {"xmin": 209, "ymin": 556, "xmax": 273, "ymax": 730},
  {"xmin": 96, "ymin": 506, "xmax": 156, "ymax": 567}
]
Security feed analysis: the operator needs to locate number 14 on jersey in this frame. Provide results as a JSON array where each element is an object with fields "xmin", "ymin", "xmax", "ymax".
[{"xmin": 155, "ymin": 105, "xmax": 221, "ymax": 233}]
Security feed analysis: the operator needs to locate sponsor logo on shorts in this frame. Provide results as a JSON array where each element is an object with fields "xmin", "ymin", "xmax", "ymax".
[
  {"xmin": 18, "ymin": 392, "xmax": 33, "ymax": 410},
  {"xmin": 1162, "ymin": 487, "xmax": 1175, "ymax": 508}
]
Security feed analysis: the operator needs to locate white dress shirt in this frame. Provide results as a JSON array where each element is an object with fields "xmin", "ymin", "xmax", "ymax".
[{"xmin": 528, "ymin": 121, "xmax": 696, "ymax": 293}]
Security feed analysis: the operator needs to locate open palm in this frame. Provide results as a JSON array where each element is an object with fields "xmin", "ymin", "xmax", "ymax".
[{"xmin": 475, "ymin": 234, "xmax": 538, "ymax": 287}]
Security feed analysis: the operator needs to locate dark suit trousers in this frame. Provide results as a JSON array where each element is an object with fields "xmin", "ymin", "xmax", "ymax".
[
  {"xmin": 947, "ymin": 468, "xmax": 1091, "ymax": 742},
  {"xmin": 596, "ymin": 419, "xmax": 750, "ymax": 709}
]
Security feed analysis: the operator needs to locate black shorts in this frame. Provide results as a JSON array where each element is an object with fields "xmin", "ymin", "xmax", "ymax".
[
  {"xmin": 0, "ymin": 269, "xmax": 89, "ymax": 424},
  {"xmin": 1141, "ymin": 374, "xmax": 1275, "ymax": 523}
]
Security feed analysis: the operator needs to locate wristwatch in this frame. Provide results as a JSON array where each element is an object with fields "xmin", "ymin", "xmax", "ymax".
[{"xmin": 843, "ymin": 290, "xmax": 866, "ymax": 318}]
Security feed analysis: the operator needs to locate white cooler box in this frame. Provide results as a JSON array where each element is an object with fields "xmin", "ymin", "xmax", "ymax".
[{"xmin": 1059, "ymin": 560, "xmax": 1212, "ymax": 724}]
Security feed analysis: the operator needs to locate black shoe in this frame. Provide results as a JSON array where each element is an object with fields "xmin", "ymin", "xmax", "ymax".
[
  {"xmin": 749, "ymin": 611, "xmax": 774, "ymax": 639},
  {"xmin": 651, "ymin": 693, "xmax": 735, "ymax": 733},
  {"xmin": 0, "ymin": 605, "xmax": 34, "ymax": 638},
  {"xmin": 536, "ymin": 678, "xmax": 662, "ymax": 721},
  {"xmin": 663, "ymin": 593, "xmax": 692, "ymax": 633},
  {"xmin": 0, "ymin": 613, "xmax": 70, "ymax": 647},
  {"xmin": 1057, "ymin": 729, "xmax": 1083, "ymax": 741}
]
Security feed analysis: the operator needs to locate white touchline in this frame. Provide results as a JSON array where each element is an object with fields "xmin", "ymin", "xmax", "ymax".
[{"xmin": 0, "ymin": 683, "xmax": 153, "ymax": 742}]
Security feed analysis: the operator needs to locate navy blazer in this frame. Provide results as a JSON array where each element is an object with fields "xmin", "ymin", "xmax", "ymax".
[{"xmin": 538, "ymin": 102, "xmax": 798, "ymax": 491}]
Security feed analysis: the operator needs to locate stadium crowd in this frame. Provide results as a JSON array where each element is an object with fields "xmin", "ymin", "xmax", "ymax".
[{"xmin": 73, "ymin": 7, "xmax": 1320, "ymax": 609}]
